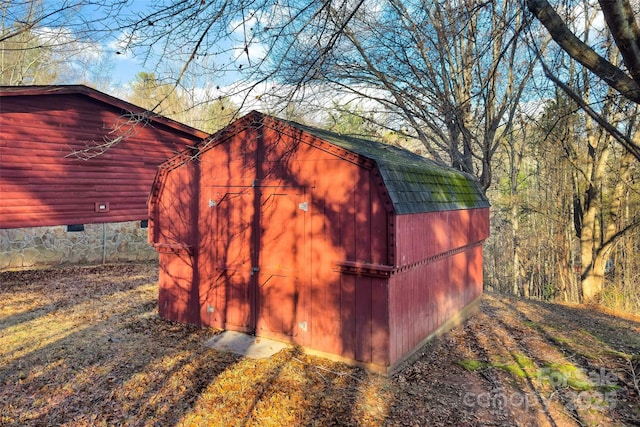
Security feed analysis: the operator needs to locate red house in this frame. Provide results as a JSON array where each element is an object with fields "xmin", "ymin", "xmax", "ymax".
[
  {"xmin": 0, "ymin": 85, "xmax": 209, "ymax": 270},
  {"xmin": 149, "ymin": 111, "xmax": 490, "ymax": 372}
]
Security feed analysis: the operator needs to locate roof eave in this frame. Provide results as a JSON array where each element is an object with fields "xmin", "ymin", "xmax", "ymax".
[{"xmin": 0, "ymin": 84, "xmax": 210, "ymax": 139}]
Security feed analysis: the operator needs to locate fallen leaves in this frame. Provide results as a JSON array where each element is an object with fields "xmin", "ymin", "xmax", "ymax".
[{"xmin": 0, "ymin": 263, "xmax": 639, "ymax": 426}]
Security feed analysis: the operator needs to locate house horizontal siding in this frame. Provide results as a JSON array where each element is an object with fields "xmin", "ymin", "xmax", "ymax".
[{"xmin": 0, "ymin": 88, "xmax": 208, "ymax": 230}]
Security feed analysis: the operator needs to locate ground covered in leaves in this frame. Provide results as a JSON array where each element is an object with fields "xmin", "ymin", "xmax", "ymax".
[{"xmin": 1, "ymin": 263, "xmax": 639, "ymax": 426}]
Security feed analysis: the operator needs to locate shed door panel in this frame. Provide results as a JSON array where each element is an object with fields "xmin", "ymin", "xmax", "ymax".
[
  {"xmin": 214, "ymin": 190, "xmax": 254, "ymax": 329},
  {"xmin": 209, "ymin": 186, "xmax": 306, "ymax": 336},
  {"xmin": 256, "ymin": 190, "xmax": 306, "ymax": 337}
]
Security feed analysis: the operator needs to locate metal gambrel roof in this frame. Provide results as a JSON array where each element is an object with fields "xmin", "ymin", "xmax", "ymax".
[{"xmin": 285, "ymin": 120, "xmax": 490, "ymax": 214}]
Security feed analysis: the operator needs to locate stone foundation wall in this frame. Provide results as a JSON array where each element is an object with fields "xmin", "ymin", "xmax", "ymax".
[{"xmin": 0, "ymin": 221, "xmax": 158, "ymax": 271}]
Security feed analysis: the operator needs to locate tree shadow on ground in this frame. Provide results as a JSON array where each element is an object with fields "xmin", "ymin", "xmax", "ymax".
[
  {"xmin": 0, "ymin": 263, "xmax": 392, "ymax": 426},
  {"xmin": 0, "ymin": 264, "xmax": 240, "ymax": 426},
  {"xmin": 3, "ymin": 265, "xmax": 638, "ymax": 426},
  {"xmin": 386, "ymin": 293, "xmax": 640, "ymax": 426}
]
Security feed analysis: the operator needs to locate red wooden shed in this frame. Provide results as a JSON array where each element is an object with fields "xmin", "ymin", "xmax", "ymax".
[
  {"xmin": 0, "ymin": 85, "xmax": 209, "ymax": 270},
  {"xmin": 149, "ymin": 111, "xmax": 490, "ymax": 372}
]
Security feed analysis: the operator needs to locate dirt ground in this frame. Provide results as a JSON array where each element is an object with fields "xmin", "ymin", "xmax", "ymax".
[{"xmin": 1, "ymin": 263, "xmax": 639, "ymax": 426}]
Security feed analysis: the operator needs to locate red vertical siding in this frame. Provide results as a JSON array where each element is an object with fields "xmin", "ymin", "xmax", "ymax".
[
  {"xmin": 307, "ymin": 163, "xmax": 376, "ymax": 359},
  {"xmin": 340, "ymin": 274, "xmax": 357, "ymax": 360},
  {"xmin": 369, "ymin": 173, "xmax": 389, "ymax": 265},
  {"xmin": 152, "ymin": 159, "xmax": 201, "ymax": 326},
  {"xmin": 151, "ymin": 113, "xmax": 393, "ymax": 365},
  {"xmin": 150, "ymin": 111, "xmax": 487, "ymax": 370},
  {"xmin": 370, "ymin": 277, "xmax": 390, "ymax": 366},
  {"xmin": 394, "ymin": 208, "xmax": 489, "ymax": 267},
  {"xmin": 388, "ymin": 208, "xmax": 489, "ymax": 366},
  {"xmin": 354, "ymin": 275, "xmax": 373, "ymax": 362},
  {"xmin": 158, "ymin": 251, "xmax": 200, "ymax": 325}
]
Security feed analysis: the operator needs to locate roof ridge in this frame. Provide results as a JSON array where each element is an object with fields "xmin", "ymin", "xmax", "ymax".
[
  {"xmin": 263, "ymin": 112, "xmax": 490, "ymax": 214},
  {"xmin": 0, "ymin": 84, "xmax": 210, "ymax": 139}
]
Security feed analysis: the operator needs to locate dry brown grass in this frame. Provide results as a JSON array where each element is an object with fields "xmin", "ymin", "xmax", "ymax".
[{"xmin": 1, "ymin": 263, "xmax": 639, "ymax": 426}]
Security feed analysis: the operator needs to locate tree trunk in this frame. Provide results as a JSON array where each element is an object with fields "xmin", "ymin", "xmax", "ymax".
[
  {"xmin": 582, "ymin": 111, "xmax": 637, "ymax": 301},
  {"xmin": 512, "ymin": 201, "xmax": 521, "ymax": 296},
  {"xmin": 579, "ymin": 107, "xmax": 608, "ymax": 301},
  {"xmin": 508, "ymin": 129, "xmax": 524, "ymax": 297},
  {"xmin": 582, "ymin": 251, "xmax": 605, "ymax": 300},
  {"xmin": 580, "ymin": 176, "xmax": 603, "ymax": 301}
]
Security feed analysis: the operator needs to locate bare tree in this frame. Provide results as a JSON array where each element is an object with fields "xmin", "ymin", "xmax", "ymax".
[
  {"xmin": 199, "ymin": 96, "xmax": 240, "ymax": 133},
  {"xmin": 127, "ymin": 72, "xmax": 189, "ymax": 120},
  {"xmin": 528, "ymin": 0, "xmax": 640, "ymax": 102},
  {"xmin": 0, "ymin": 0, "xmax": 114, "ymax": 87},
  {"xmin": 2, "ymin": 1, "xmax": 539, "ymax": 189},
  {"xmin": 2, "ymin": 0, "xmax": 530, "ymax": 190},
  {"xmin": 257, "ymin": 0, "xmax": 537, "ymax": 190},
  {"xmin": 525, "ymin": 0, "xmax": 640, "ymax": 301},
  {"xmin": 527, "ymin": 0, "xmax": 640, "ymax": 159}
]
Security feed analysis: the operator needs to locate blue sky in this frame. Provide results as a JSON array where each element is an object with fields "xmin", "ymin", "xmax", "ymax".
[
  {"xmin": 3, "ymin": 1, "xmax": 274, "ymax": 96},
  {"xmin": 94, "ymin": 1, "xmax": 259, "ymax": 91},
  {"xmin": 3, "ymin": 1, "xmax": 153, "ymax": 87}
]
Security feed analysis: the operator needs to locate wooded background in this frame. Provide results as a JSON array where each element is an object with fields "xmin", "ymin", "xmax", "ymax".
[{"xmin": 2, "ymin": 0, "xmax": 639, "ymax": 313}]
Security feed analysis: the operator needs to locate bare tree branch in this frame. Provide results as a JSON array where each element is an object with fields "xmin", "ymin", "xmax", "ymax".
[
  {"xmin": 540, "ymin": 58, "xmax": 640, "ymax": 161},
  {"xmin": 65, "ymin": 112, "xmax": 151, "ymax": 160},
  {"xmin": 598, "ymin": 0, "xmax": 640, "ymax": 84},
  {"xmin": 527, "ymin": 0, "xmax": 640, "ymax": 103}
]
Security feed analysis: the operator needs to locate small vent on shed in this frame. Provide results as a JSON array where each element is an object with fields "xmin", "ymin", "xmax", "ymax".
[
  {"xmin": 140, "ymin": 220, "xmax": 149, "ymax": 228},
  {"xmin": 67, "ymin": 224, "xmax": 85, "ymax": 232}
]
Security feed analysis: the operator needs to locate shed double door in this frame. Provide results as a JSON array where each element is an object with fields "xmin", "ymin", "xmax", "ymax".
[{"xmin": 211, "ymin": 185, "xmax": 306, "ymax": 338}]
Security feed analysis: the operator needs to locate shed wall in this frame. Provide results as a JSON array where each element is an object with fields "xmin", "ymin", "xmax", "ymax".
[
  {"xmin": 151, "ymin": 120, "xmax": 391, "ymax": 365},
  {"xmin": 388, "ymin": 245, "xmax": 484, "ymax": 363},
  {"xmin": 394, "ymin": 208, "xmax": 490, "ymax": 266},
  {"xmin": 388, "ymin": 208, "xmax": 489, "ymax": 365},
  {"xmin": 153, "ymin": 156, "xmax": 199, "ymax": 325},
  {"xmin": 0, "ymin": 94, "xmax": 204, "ymax": 229},
  {"xmin": 151, "ymin": 112, "xmax": 490, "ymax": 370}
]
